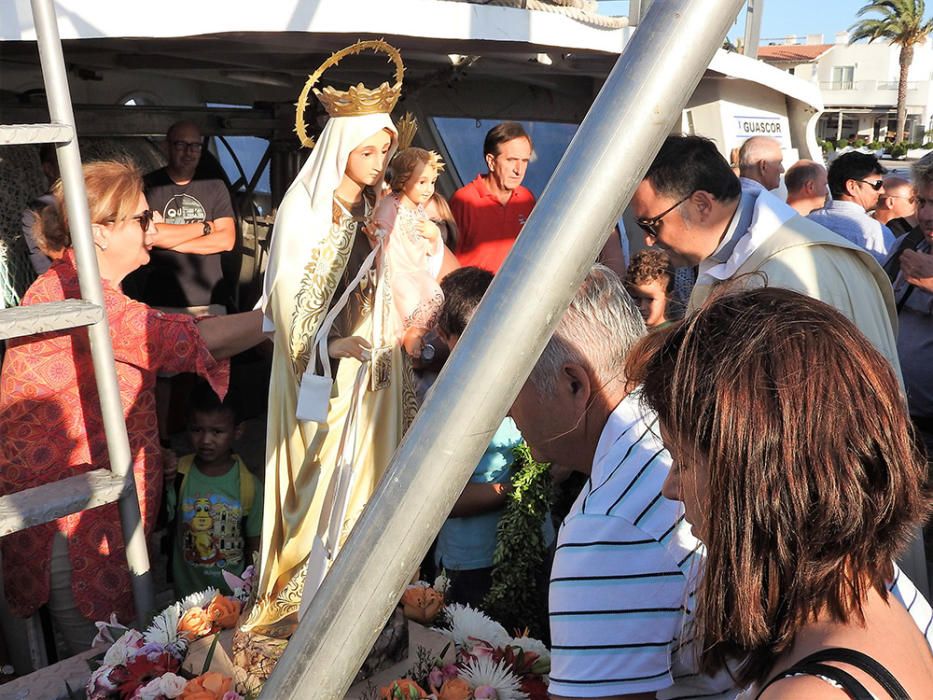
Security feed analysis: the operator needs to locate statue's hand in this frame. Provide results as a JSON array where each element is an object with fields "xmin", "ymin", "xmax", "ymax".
[
  {"xmin": 419, "ymin": 219, "xmax": 441, "ymax": 242},
  {"xmin": 328, "ymin": 335, "xmax": 372, "ymax": 362}
]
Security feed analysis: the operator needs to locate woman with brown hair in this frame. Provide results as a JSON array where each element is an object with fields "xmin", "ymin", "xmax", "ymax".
[
  {"xmin": 0, "ymin": 160, "xmax": 264, "ymax": 653},
  {"xmin": 627, "ymin": 287, "xmax": 933, "ymax": 698}
]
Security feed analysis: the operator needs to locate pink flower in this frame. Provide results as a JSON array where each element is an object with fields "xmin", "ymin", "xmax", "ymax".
[
  {"xmin": 474, "ymin": 686, "xmax": 499, "ymax": 699},
  {"xmin": 221, "ymin": 692, "xmax": 244, "ymax": 700},
  {"xmin": 428, "ymin": 667, "xmax": 445, "ymax": 689}
]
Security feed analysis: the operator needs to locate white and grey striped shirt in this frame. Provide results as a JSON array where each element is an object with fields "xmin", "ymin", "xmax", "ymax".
[{"xmin": 548, "ymin": 391, "xmax": 736, "ymax": 699}]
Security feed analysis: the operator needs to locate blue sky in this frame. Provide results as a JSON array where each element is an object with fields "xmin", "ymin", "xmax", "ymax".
[{"xmin": 598, "ymin": 1, "xmax": 902, "ymax": 45}]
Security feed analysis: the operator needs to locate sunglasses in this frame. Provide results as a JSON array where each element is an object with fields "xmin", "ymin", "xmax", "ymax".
[
  {"xmin": 636, "ymin": 193, "xmax": 692, "ymax": 240},
  {"xmin": 132, "ymin": 209, "xmax": 154, "ymax": 233},
  {"xmin": 857, "ymin": 179, "xmax": 884, "ymax": 191}
]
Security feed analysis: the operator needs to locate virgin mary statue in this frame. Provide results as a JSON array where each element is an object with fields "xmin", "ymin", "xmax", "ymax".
[{"xmin": 234, "ymin": 42, "xmax": 436, "ymax": 686}]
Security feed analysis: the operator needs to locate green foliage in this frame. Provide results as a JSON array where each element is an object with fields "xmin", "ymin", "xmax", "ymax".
[
  {"xmin": 818, "ymin": 139, "xmax": 834, "ymax": 153},
  {"xmin": 922, "ymin": 142, "xmax": 933, "ymax": 149},
  {"xmin": 849, "ymin": 0, "xmax": 933, "ymax": 46},
  {"xmin": 483, "ymin": 443, "xmax": 552, "ymax": 641},
  {"xmin": 868, "ymin": 140, "xmax": 886, "ymax": 150},
  {"xmin": 891, "ymin": 142, "xmax": 910, "ymax": 158}
]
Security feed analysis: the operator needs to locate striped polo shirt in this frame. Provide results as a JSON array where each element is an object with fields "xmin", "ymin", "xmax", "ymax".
[{"xmin": 548, "ymin": 391, "xmax": 736, "ymax": 699}]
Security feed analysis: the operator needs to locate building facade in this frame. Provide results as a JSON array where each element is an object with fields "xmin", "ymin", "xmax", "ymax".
[{"xmin": 759, "ymin": 32, "xmax": 933, "ymax": 144}]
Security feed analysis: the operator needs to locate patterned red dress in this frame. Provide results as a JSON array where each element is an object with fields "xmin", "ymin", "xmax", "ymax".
[{"xmin": 0, "ymin": 250, "xmax": 229, "ymax": 623}]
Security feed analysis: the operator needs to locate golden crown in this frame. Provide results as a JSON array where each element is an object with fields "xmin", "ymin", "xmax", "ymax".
[{"xmin": 295, "ymin": 40, "xmax": 405, "ymax": 148}]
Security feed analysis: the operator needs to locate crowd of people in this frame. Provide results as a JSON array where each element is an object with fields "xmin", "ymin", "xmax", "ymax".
[{"xmin": 2, "ymin": 79, "xmax": 933, "ymax": 697}]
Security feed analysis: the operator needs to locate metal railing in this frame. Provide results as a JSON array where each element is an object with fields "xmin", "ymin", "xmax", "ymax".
[
  {"xmin": 820, "ymin": 79, "xmax": 920, "ymax": 92},
  {"xmin": 0, "ymin": 0, "xmax": 154, "ymax": 638},
  {"xmin": 258, "ymin": 0, "xmax": 748, "ymax": 696}
]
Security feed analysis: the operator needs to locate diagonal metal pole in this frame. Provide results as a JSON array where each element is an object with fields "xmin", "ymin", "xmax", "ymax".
[
  {"xmin": 31, "ymin": 0, "xmax": 154, "ymax": 627},
  {"xmin": 260, "ymin": 0, "xmax": 746, "ymax": 696}
]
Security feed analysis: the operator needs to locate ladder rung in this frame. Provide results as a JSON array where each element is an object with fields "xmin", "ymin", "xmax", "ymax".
[
  {"xmin": 0, "ymin": 122, "xmax": 74, "ymax": 146},
  {"xmin": 0, "ymin": 299, "xmax": 103, "ymax": 341},
  {"xmin": 0, "ymin": 469, "xmax": 130, "ymax": 537}
]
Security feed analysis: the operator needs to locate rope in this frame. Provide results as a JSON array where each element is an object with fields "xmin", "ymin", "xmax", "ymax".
[{"xmin": 446, "ymin": 0, "xmax": 630, "ymax": 30}]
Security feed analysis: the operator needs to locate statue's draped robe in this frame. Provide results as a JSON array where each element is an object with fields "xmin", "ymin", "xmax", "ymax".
[{"xmin": 247, "ymin": 114, "xmax": 404, "ymax": 635}]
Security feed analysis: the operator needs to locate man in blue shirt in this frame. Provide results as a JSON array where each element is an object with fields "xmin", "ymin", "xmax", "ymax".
[{"xmin": 808, "ymin": 151, "xmax": 895, "ymax": 263}]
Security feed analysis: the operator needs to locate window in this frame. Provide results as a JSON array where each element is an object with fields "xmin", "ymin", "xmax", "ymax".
[{"xmin": 832, "ymin": 66, "xmax": 854, "ymax": 90}]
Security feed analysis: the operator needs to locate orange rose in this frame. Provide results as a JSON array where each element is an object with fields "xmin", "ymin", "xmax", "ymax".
[
  {"xmin": 400, "ymin": 586, "xmax": 444, "ymax": 625},
  {"xmin": 438, "ymin": 677, "xmax": 472, "ymax": 700},
  {"xmin": 206, "ymin": 594, "xmax": 241, "ymax": 631},
  {"xmin": 180, "ymin": 671, "xmax": 232, "ymax": 699},
  {"xmin": 380, "ymin": 679, "xmax": 428, "ymax": 699},
  {"xmin": 178, "ymin": 606, "xmax": 213, "ymax": 641}
]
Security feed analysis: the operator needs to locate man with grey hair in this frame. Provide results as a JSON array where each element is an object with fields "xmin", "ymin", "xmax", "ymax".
[
  {"xmin": 738, "ymin": 135, "xmax": 785, "ymax": 192},
  {"xmin": 874, "ymin": 175, "xmax": 918, "ymax": 237},
  {"xmin": 510, "ymin": 265, "xmax": 735, "ymax": 700},
  {"xmin": 892, "ymin": 155, "xmax": 933, "ymax": 458}
]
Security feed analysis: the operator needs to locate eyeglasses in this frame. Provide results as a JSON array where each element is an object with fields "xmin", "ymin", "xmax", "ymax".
[
  {"xmin": 857, "ymin": 179, "xmax": 884, "ymax": 191},
  {"xmin": 132, "ymin": 209, "xmax": 154, "ymax": 233},
  {"xmin": 636, "ymin": 194, "xmax": 692, "ymax": 240},
  {"xmin": 171, "ymin": 140, "xmax": 203, "ymax": 153}
]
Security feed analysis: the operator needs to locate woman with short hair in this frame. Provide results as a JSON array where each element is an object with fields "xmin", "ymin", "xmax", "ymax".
[
  {"xmin": 0, "ymin": 160, "xmax": 264, "ymax": 653},
  {"xmin": 627, "ymin": 287, "xmax": 933, "ymax": 698}
]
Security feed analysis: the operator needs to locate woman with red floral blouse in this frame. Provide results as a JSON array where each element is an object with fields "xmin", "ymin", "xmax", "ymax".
[{"xmin": 0, "ymin": 160, "xmax": 264, "ymax": 653}]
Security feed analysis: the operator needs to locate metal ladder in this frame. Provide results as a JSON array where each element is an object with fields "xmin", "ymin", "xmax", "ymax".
[{"xmin": 0, "ymin": 0, "xmax": 155, "ymax": 662}]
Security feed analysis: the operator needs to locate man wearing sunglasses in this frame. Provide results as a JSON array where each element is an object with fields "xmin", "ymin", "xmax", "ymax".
[
  {"xmin": 124, "ymin": 120, "xmax": 235, "ymax": 316},
  {"xmin": 630, "ymin": 135, "xmax": 901, "ymax": 378},
  {"xmin": 808, "ymin": 151, "xmax": 895, "ymax": 264}
]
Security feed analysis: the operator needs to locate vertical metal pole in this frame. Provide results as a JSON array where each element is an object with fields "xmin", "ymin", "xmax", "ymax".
[
  {"xmin": 629, "ymin": 0, "xmax": 643, "ymax": 24},
  {"xmin": 259, "ymin": 0, "xmax": 746, "ymax": 696},
  {"xmin": 743, "ymin": 0, "xmax": 762, "ymax": 59},
  {"xmin": 30, "ymin": 0, "xmax": 154, "ymax": 627}
]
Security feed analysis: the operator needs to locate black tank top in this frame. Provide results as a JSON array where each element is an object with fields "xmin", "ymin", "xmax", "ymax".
[{"xmin": 757, "ymin": 647, "xmax": 910, "ymax": 699}]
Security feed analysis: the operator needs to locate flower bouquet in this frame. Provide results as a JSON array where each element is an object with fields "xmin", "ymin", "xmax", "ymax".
[
  {"xmin": 366, "ymin": 578, "xmax": 549, "ymax": 700},
  {"xmin": 85, "ymin": 568, "xmax": 253, "ymax": 700}
]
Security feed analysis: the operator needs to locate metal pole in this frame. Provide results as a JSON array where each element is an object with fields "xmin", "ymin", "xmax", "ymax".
[
  {"xmin": 629, "ymin": 0, "xmax": 643, "ymax": 24},
  {"xmin": 743, "ymin": 0, "xmax": 762, "ymax": 59},
  {"xmin": 260, "ymin": 0, "xmax": 746, "ymax": 696},
  {"xmin": 31, "ymin": 0, "xmax": 154, "ymax": 627}
]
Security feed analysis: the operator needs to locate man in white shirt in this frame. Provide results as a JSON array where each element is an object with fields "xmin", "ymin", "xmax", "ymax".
[
  {"xmin": 509, "ymin": 265, "xmax": 737, "ymax": 700},
  {"xmin": 737, "ymin": 135, "xmax": 784, "ymax": 193},
  {"xmin": 808, "ymin": 151, "xmax": 895, "ymax": 263}
]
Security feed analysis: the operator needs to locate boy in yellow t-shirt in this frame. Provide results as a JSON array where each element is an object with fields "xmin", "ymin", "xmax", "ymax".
[{"xmin": 169, "ymin": 383, "xmax": 262, "ymax": 597}]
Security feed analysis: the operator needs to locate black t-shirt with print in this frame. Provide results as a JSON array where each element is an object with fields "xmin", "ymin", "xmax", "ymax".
[{"xmin": 124, "ymin": 169, "xmax": 235, "ymax": 308}]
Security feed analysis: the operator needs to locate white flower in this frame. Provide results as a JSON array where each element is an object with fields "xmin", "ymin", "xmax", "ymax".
[
  {"xmin": 433, "ymin": 573, "xmax": 450, "ymax": 595},
  {"xmin": 459, "ymin": 656, "xmax": 527, "ymax": 700},
  {"xmin": 102, "ymin": 629, "xmax": 144, "ymax": 667},
  {"xmin": 136, "ymin": 677, "xmax": 165, "ymax": 700},
  {"xmin": 178, "ymin": 587, "xmax": 218, "ymax": 613},
  {"xmin": 507, "ymin": 634, "xmax": 550, "ymax": 665},
  {"xmin": 144, "ymin": 603, "xmax": 181, "ymax": 645},
  {"xmin": 443, "ymin": 604, "xmax": 509, "ymax": 649},
  {"xmin": 157, "ymin": 672, "xmax": 188, "ymax": 699}
]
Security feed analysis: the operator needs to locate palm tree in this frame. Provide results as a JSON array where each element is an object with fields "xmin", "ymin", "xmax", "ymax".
[{"xmin": 849, "ymin": 0, "xmax": 933, "ymax": 145}]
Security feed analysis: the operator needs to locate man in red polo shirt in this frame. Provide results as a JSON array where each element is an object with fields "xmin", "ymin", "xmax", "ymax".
[{"xmin": 451, "ymin": 122, "xmax": 535, "ymax": 272}]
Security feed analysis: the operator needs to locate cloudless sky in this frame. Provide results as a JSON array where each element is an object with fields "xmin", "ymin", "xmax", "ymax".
[{"xmin": 598, "ymin": 1, "xmax": 920, "ymax": 46}]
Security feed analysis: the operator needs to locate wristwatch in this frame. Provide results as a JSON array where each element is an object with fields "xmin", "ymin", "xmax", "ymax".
[{"xmin": 202, "ymin": 221, "xmax": 212, "ymax": 236}]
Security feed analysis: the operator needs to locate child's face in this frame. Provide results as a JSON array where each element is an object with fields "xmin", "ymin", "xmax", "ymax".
[
  {"xmin": 189, "ymin": 410, "xmax": 238, "ymax": 464},
  {"xmin": 628, "ymin": 280, "xmax": 669, "ymax": 327},
  {"xmin": 402, "ymin": 162, "xmax": 438, "ymax": 208}
]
